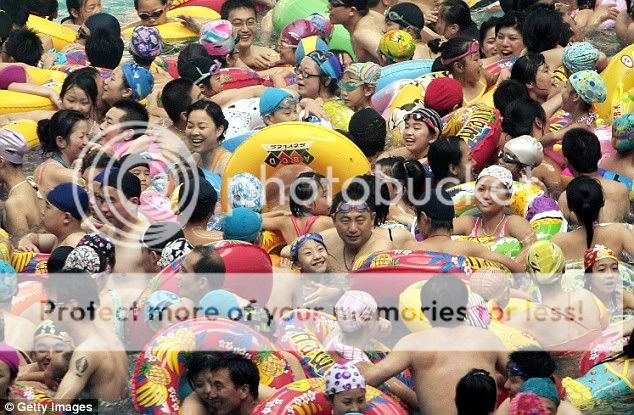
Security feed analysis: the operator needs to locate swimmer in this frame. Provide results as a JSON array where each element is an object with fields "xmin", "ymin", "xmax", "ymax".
[
  {"xmin": 510, "ymin": 53, "xmax": 554, "ymax": 104},
  {"xmin": 423, "ymin": 77, "xmax": 464, "ymax": 117},
  {"xmin": 102, "ymin": 63, "xmax": 154, "ymax": 108},
  {"xmin": 139, "ymin": 222, "xmax": 184, "ymax": 274},
  {"xmin": 61, "ymin": 0, "xmax": 103, "ymax": 27},
  {"xmin": 0, "ymin": 262, "xmax": 36, "ymax": 354},
  {"xmin": 339, "ymin": 63, "xmax": 380, "ymax": 112},
  {"xmin": 428, "ymin": 136, "xmax": 472, "ymax": 188},
  {"xmin": 383, "ymin": 3, "xmax": 434, "ymax": 59},
  {"xmin": 600, "ymin": 113, "xmax": 634, "ymax": 187},
  {"xmin": 348, "ymin": 108, "xmax": 386, "ymax": 163},
  {"xmin": 561, "ymin": 42, "xmax": 608, "ymax": 78},
  {"xmin": 223, "ymin": 207, "xmax": 262, "ymax": 244},
  {"xmin": 478, "ymin": 17, "xmax": 498, "ymax": 58},
  {"xmin": 373, "ymin": 158, "xmax": 423, "ymax": 230},
  {"xmin": 177, "ymin": 178, "xmax": 223, "ymax": 245},
  {"xmin": 454, "ymin": 369, "xmax": 497, "ymax": 415},
  {"xmin": 497, "ymin": 135, "xmax": 545, "ymax": 186},
  {"xmin": 492, "ymin": 11, "xmax": 524, "ymax": 60},
  {"xmin": 328, "ymin": 0, "xmax": 385, "ymax": 63},
  {"xmin": 0, "ymin": 28, "xmax": 43, "ymax": 67},
  {"xmin": 177, "ymin": 246, "xmax": 230, "ymax": 305},
  {"xmin": 584, "ymin": 245, "xmax": 634, "ymax": 315},
  {"xmin": 259, "ymin": 88, "xmax": 299, "ymax": 126},
  {"xmin": 429, "ymin": 0, "xmax": 479, "ymax": 43},
  {"xmin": 160, "ymin": 78, "xmax": 202, "ymax": 142},
  {"xmin": 377, "ymin": 30, "xmax": 416, "ymax": 66},
  {"xmin": 185, "ymin": 100, "xmax": 232, "ymax": 178},
  {"xmin": 325, "ymin": 363, "xmax": 368, "ymax": 414},
  {"xmin": 0, "ymin": 342, "xmax": 20, "ymax": 408},
  {"xmin": 128, "ymin": 26, "xmax": 172, "ymax": 85},
  {"xmin": 616, "ymin": 9, "xmax": 634, "ymax": 45},
  {"xmin": 277, "ymin": 19, "xmax": 327, "ymax": 66}
]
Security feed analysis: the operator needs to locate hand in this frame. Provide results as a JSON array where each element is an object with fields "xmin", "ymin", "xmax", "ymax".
[
  {"xmin": 377, "ymin": 318, "xmax": 392, "ymax": 337},
  {"xmin": 520, "ymin": 175, "xmax": 547, "ymax": 192},
  {"xmin": 41, "ymin": 52, "xmax": 57, "ymax": 69},
  {"xmin": 177, "ymin": 15, "xmax": 202, "ymax": 33},
  {"xmin": 593, "ymin": 6, "xmax": 619, "ymax": 24},
  {"xmin": 424, "ymin": 9, "xmax": 438, "ymax": 24},
  {"xmin": 17, "ymin": 236, "xmax": 39, "ymax": 253},
  {"xmin": 303, "ymin": 282, "xmax": 342, "ymax": 307},
  {"xmin": 49, "ymin": 91, "xmax": 63, "ymax": 109},
  {"xmin": 251, "ymin": 50, "xmax": 277, "ymax": 70},
  {"xmin": 300, "ymin": 98, "xmax": 329, "ymax": 120}
]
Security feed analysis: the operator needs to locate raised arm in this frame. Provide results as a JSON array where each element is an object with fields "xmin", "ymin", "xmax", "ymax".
[{"xmin": 54, "ymin": 351, "xmax": 96, "ymax": 400}]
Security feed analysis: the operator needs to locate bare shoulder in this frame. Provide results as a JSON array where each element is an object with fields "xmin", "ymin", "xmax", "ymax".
[{"xmin": 181, "ymin": 392, "xmax": 208, "ymax": 415}]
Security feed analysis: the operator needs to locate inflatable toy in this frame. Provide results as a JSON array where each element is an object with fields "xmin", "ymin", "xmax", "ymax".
[
  {"xmin": 483, "ymin": 56, "xmax": 516, "ymax": 75},
  {"xmin": 578, "ymin": 332, "xmax": 631, "ymax": 376},
  {"xmin": 26, "ymin": 15, "xmax": 76, "ymax": 50},
  {"xmin": 166, "ymin": 5, "xmax": 220, "ymax": 19},
  {"xmin": 453, "ymin": 235, "xmax": 522, "ymax": 258},
  {"xmin": 123, "ymin": 7, "xmax": 220, "ymax": 43},
  {"xmin": 253, "ymin": 377, "xmax": 407, "ymax": 415},
  {"xmin": 0, "ymin": 91, "xmax": 55, "ymax": 115},
  {"xmin": 0, "ymin": 119, "xmax": 39, "ymax": 149},
  {"xmin": 170, "ymin": 0, "xmax": 225, "ymax": 12},
  {"xmin": 223, "ymin": 97, "xmax": 264, "ymax": 138},
  {"xmin": 0, "ymin": 228, "xmax": 9, "ymax": 263},
  {"xmin": 611, "ymin": 87, "xmax": 634, "ymax": 121},
  {"xmin": 449, "ymin": 181, "xmax": 565, "ymax": 241},
  {"xmin": 132, "ymin": 318, "xmax": 295, "ymax": 413},
  {"xmin": 10, "ymin": 252, "xmax": 49, "ymax": 274},
  {"xmin": 599, "ymin": 168, "xmax": 634, "ymax": 201},
  {"xmin": 375, "ymin": 60, "xmax": 434, "ymax": 92},
  {"xmin": 221, "ymin": 130, "xmax": 256, "ymax": 152},
  {"xmin": 25, "ymin": 67, "xmax": 67, "ymax": 86},
  {"xmin": 11, "ymin": 384, "xmax": 62, "ymax": 415},
  {"xmin": 11, "ymin": 280, "xmax": 46, "ymax": 316},
  {"xmin": 220, "ymin": 122, "xmax": 370, "ymax": 210},
  {"xmin": 595, "ymin": 44, "xmax": 634, "ymax": 121},
  {"xmin": 52, "ymin": 64, "xmax": 112, "ymax": 80}
]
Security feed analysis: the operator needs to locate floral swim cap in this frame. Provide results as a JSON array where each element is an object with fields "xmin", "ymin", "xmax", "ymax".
[
  {"xmin": 130, "ymin": 26, "xmax": 163, "ymax": 59},
  {"xmin": 612, "ymin": 113, "xmax": 634, "ymax": 153},
  {"xmin": 200, "ymin": 20, "xmax": 236, "ymax": 58},
  {"xmin": 378, "ymin": 30, "xmax": 415, "ymax": 62},
  {"xmin": 569, "ymin": 70, "xmax": 606, "ymax": 104}
]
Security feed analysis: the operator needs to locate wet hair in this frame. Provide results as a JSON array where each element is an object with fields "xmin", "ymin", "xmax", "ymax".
[
  {"xmin": 28, "ymin": 0, "xmax": 59, "ymax": 19},
  {"xmin": 420, "ymin": 274, "xmax": 468, "ymax": 327},
  {"xmin": 439, "ymin": 0, "xmax": 474, "ymax": 33},
  {"xmin": 37, "ymin": 110, "xmax": 87, "ymax": 153},
  {"xmin": 186, "ymin": 351, "xmax": 220, "ymax": 388},
  {"xmin": 566, "ymin": 175, "xmax": 604, "ymax": 248},
  {"xmin": 65, "ymin": 0, "xmax": 84, "ymax": 19},
  {"xmin": 562, "ymin": 128, "xmax": 601, "ymax": 174},
  {"xmin": 436, "ymin": 37, "xmax": 475, "ymax": 73},
  {"xmin": 510, "ymin": 52, "xmax": 545, "ymax": 85},
  {"xmin": 220, "ymin": 0, "xmax": 257, "ymax": 20},
  {"xmin": 348, "ymin": 108, "xmax": 386, "ymax": 159},
  {"xmin": 331, "ymin": 175, "xmax": 389, "ymax": 226},
  {"xmin": 134, "ymin": 0, "xmax": 168, "ymax": 8},
  {"xmin": 4, "ymin": 28, "xmax": 43, "ymax": 66},
  {"xmin": 110, "ymin": 100, "xmax": 149, "ymax": 139},
  {"xmin": 493, "ymin": 79, "xmax": 529, "ymax": 114},
  {"xmin": 428, "ymin": 136, "xmax": 464, "ymax": 185},
  {"xmin": 0, "ymin": 0, "xmax": 29, "ymax": 27},
  {"xmin": 499, "ymin": 0, "xmax": 538, "ymax": 12},
  {"xmin": 455, "ymin": 369, "xmax": 497, "ymax": 415},
  {"xmin": 85, "ymin": 28, "xmax": 124, "ymax": 69},
  {"xmin": 177, "ymin": 43, "xmax": 209, "ymax": 78},
  {"xmin": 209, "ymin": 352, "xmax": 259, "ymax": 399},
  {"xmin": 391, "ymin": 159, "xmax": 427, "ymax": 206},
  {"xmin": 60, "ymin": 69, "xmax": 99, "ymax": 111},
  {"xmin": 508, "ymin": 347, "xmax": 557, "ymax": 379},
  {"xmin": 479, "ymin": 17, "xmax": 498, "ymax": 58},
  {"xmin": 178, "ymin": 178, "xmax": 218, "ymax": 223},
  {"xmin": 190, "ymin": 245, "xmax": 225, "ymax": 274},
  {"xmin": 494, "ymin": 10, "xmax": 524, "ymax": 36},
  {"xmin": 162, "ymin": 79, "xmax": 196, "ymax": 125},
  {"xmin": 186, "ymin": 100, "xmax": 229, "ymax": 142},
  {"xmin": 502, "ymin": 97, "xmax": 545, "ymax": 138},
  {"xmin": 374, "ymin": 156, "xmax": 405, "ymax": 178},
  {"xmin": 47, "ymin": 246, "xmax": 75, "ymax": 274},
  {"xmin": 289, "ymin": 172, "xmax": 326, "ymax": 217},
  {"xmin": 523, "ymin": 4, "xmax": 565, "ymax": 53},
  {"xmin": 80, "ymin": 150, "xmax": 119, "ymax": 173}
]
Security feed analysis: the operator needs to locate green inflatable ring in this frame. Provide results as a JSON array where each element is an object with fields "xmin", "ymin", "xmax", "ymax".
[{"xmin": 272, "ymin": 0, "xmax": 356, "ymax": 59}]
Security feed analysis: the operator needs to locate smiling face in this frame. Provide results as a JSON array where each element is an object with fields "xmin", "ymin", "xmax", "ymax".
[
  {"xmin": 331, "ymin": 388, "xmax": 367, "ymax": 415},
  {"xmin": 474, "ymin": 175, "xmax": 511, "ymax": 215},
  {"xmin": 296, "ymin": 239, "xmax": 328, "ymax": 273},
  {"xmin": 58, "ymin": 119, "xmax": 89, "ymax": 163},
  {"xmin": 402, "ymin": 118, "xmax": 434, "ymax": 157},
  {"xmin": 496, "ymin": 26, "xmax": 524, "ymax": 57},
  {"xmin": 185, "ymin": 109, "xmax": 224, "ymax": 155},
  {"xmin": 334, "ymin": 209, "xmax": 375, "ymax": 250},
  {"xmin": 481, "ymin": 26, "xmax": 498, "ymax": 58},
  {"xmin": 209, "ymin": 368, "xmax": 245, "ymax": 415},
  {"xmin": 32, "ymin": 336, "xmax": 71, "ymax": 372},
  {"xmin": 296, "ymin": 57, "xmax": 323, "ymax": 99},
  {"xmin": 228, "ymin": 7, "xmax": 257, "ymax": 49},
  {"xmin": 74, "ymin": 0, "xmax": 102, "ymax": 25},
  {"xmin": 530, "ymin": 63, "xmax": 553, "ymax": 100},
  {"xmin": 102, "ymin": 67, "xmax": 131, "ymax": 107},
  {"xmin": 136, "ymin": 0, "xmax": 168, "ymax": 26}
]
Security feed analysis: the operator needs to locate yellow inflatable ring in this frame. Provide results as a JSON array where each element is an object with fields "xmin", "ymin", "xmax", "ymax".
[
  {"xmin": 220, "ymin": 122, "xmax": 370, "ymax": 210},
  {"xmin": 123, "ymin": 6, "xmax": 220, "ymax": 43},
  {"xmin": 25, "ymin": 67, "xmax": 67, "ymax": 86},
  {"xmin": 26, "ymin": 15, "xmax": 77, "ymax": 50},
  {"xmin": 0, "ymin": 91, "xmax": 54, "ymax": 115},
  {"xmin": 0, "ymin": 228, "xmax": 10, "ymax": 263},
  {"xmin": 595, "ymin": 44, "xmax": 634, "ymax": 121},
  {"xmin": 0, "ymin": 120, "xmax": 39, "ymax": 149}
]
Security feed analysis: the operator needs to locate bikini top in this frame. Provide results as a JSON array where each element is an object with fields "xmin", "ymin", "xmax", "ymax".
[
  {"xmin": 290, "ymin": 216, "xmax": 319, "ymax": 238},
  {"xmin": 469, "ymin": 216, "xmax": 511, "ymax": 239}
]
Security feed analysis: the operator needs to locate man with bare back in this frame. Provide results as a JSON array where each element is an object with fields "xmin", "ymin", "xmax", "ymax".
[{"xmin": 328, "ymin": 0, "xmax": 385, "ymax": 63}]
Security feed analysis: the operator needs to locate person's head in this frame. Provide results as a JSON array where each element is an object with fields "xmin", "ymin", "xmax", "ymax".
[
  {"xmin": 428, "ymin": 136, "xmax": 472, "ymax": 185},
  {"xmin": 378, "ymin": 29, "xmax": 415, "ymax": 65},
  {"xmin": 223, "ymin": 207, "xmax": 262, "ymax": 244},
  {"xmin": 479, "ymin": 17, "xmax": 498, "ymax": 58},
  {"xmin": 562, "ymin": 42, "xmax": 600, "ymax": 76},
  {"xmin": 383, "ymin": 3, "xmax": 424, "ymax": 39},
  {"xmin": 28, "ymin": 0, "xmax": 59, "ymax": 20},
  {"xmin": 584, "ymin": 245, "xmax": 619, "ymax": 298},
  {"xmin": 400, "ymin": 103, "xmax": 443, "ymax": 157},
  {"xmin": 562, "ymin": 128, "xmax": 600, "ymax": 175},
  {"xmin": 202, "ymin": 352, "xmax": 259, "ymax": 415},
  {"xmin": 59, "ymin": 69, "xmax": 99, "ymax": 118},
  {"xmin": 335, "ymin": 290, "xmax": 380, "ymax": 335},
  {"xmin": 185, "ymin": 100, "xmax": 229, "ymax": 155},
  {"xmin": 200, "ymin": 19, "xmax": 236, "ymax": 65},
  {"xmin": 99, "ymin": 99, "xmax": 149, "ymax": 142},
  {"xmin": 498, "ymin": 135, "xmax": 543, "ymax": 179},
  {"xmin": 330, "ymin": 181, "xmax": 377, "ymax": 251},
  {"xmin": 47, "ymin": 246, "xmax": 75, "ymax": 274},
  {"xmin": 348, "ymin": 108, "xmax": 386, "ymax": 159},
  {"xmin": 289, "ymin": 172, "xmax": 329, "ymax": 217},
  {"xmin": 102, "ymin": 63, "xmax": 154, "ymax": 105},
  {"xmin": 44, "ymin": 271, "xmax": 100, "ymax": 330},
  {"xmin": 30, "ymin": 320, "xmax": 72, "ymax": 372},
  {"xmin": 471, "ymin": 267, "xmax": 510, "ymax": 309},
  {"xmin": 180, "ymin": 56, "xmax": 222, "ymax": 98},
  {"xmin": 526, "ymin": 240, "xmax": 566, "ymax": 286},
  {"xmin": 162, "ymin": 78, "xmax": 201, "ymax": 127},
  {"xmin": 330, "ymin": 48, "xmax": 354, "ymax": 71},
  {"xmin": 119, "ymin": 153, "xmax": 151, "ymax": 191},
  {"xmin": 414, "ymin": 187, "xmax": 455, "ymax": 237},
  {"xmin": 455, "ymin": 369, "xmax": 497, "ymax": 415},
  {"xmin": 296, "ymin": 50, "xmax": 343, "ymax": 99},
  {"xmin": 566, "ymin": 175, "xmax": 603, "ymax": 248},
  {"xmin": 259, "ymin": 88, "xmax": 298, "ymax": 125},
  {"xmin": 505, "ymin": 347, "xmax": 556, "ymax": 397},
  {"xmin": 42, "ymin": 183, "xmax": 89, "ymax": 235},
  {"xmin": 612, "ymin": 113, "xmax": 634, "ymax": 154},
  {"xmin": 85, "ymin": 28, "xmax": 124, "ymax": 70},
  {"xmin": 37, "ymin": 109, "xmax": 89, "ymax": 162},
  {"xmin": 220, "ymin": 0, "xmax": 257, "ymax": 49},
  {"xmin": 290, "ymin": 233, "xmax": 328, "ymax": 273},
  {"xmin": 421, "ymin": 274, "xmax": 468, "ymax": 327},
  {"xmin": 0, "ymin": 129, "xmax": 28, "ymax": 169},
  {"xmin": 439, "ymin": 37, "xmax": 481, "ymax": 84},
  {"xmin": 228, "ymin": 173, "xmax": 263, "ymax": 212},
  {"xmin": 0, "ymin": 0, "xmax": 28, "ymax": 29},
  {"xmin": 0, "ymin": 261, "xmax": 17, "ymax": 306},
  {"xmin": 511, "ymin": 53, "xmax": 552, "ymax": 102},
  {"xmin": 423, "ymin": 77, "xmax": 464, "ymax": 117},
  {"xmin": 325, "ymin": 362, "xmax": 367, "ymax": 415},
  {"xmin": 493, "ymin": 79, "xmax": 529, "ymax": 115},
  {"xmin": 328, "ymin": 0, "xmax": 370, "ymax": 25},
  {"xmin": 495, "ymin": 11, "xmax": 524, "ymax": 58},
  {"xmin": 93, "ymin": 168, "xmax": 142, "ymax": 228},
  {"xmin": 0, "ymin": 342, "xmax": 19, "ymax": 395},
  {"xmin": 178, "ymin": 246, "xmax": 226, "ymax": 302},
  {"xmin": 66, "ymin": 0, "xmax": 102, "ymax": 26},
  {"xmin": 435, "ymin": 0, "xmax": 473, "ymax": 39},
  {"xmin": 177, "ymin": 43, "xmax": 210, "ymax": 77},
  {"xmin": 502, "ymin": 97, "xmax": 546, "ymax": 139},
  {"xmin": 81, "ymin": 12, "xmax": 121, "ymax": 43},
  {"xmin": 69, "ymin": 232, "xmax": 117, "ymax": 274},
  {"xmin": 562, "ymin": 70, "xmax": 606, "ymax": 114},
  {"xmin": 186, "ymin": 351, "xmax": 220, "ymax": 402},
  {"xmin": 519, "ymin": 378, "xmax": 560, "ymax": 415},
  {"xmin": 176, "ymin": 177, "xmax": 218, "ymax": 225},
  {"xmin": 1, "ymin": 28, "xmax": 43, "ymax": 66},
  {"xmin": 523, "ymin": 4, "xmax": 564, "ymax": 53},
  {"xmin": 279, "ymin": 19, "xmax": 323, "ymax": 65},
  {"xmin": 340, "ymin": 62, "xmax": 381, "ymax": 111},
  {"xmin": 158, "ymin": 238, "xmax": 193, "ymax": 270},
  {"xmin": 129, "ymin": 26, "xmax": 163, "ymax": 67},
  {"xmin": 140, "ymin": 222, "xmax": 185, "ymax": 273},
  {"xmin": 134, "ymin": 0, "xmax": 169, "ymax": 26},
  {"xmin": 474, "ymin": 165, "xmax": 514, "ymax": 215},
  {"xmin": 294, "ymin": 35, "xmax": 329, "ymax": 67}
]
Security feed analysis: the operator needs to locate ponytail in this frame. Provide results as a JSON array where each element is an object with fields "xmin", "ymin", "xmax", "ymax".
[
  {"xmin": 566, "ymin": 176, "xmax": 604, "ymax": 249},
  {"xmin": 580, "ymin": 201, "xmax": 595, "ymax": 249},
  {"xmin": 37, "ymin": 110, "xmax": 87, "ymax": 154}
]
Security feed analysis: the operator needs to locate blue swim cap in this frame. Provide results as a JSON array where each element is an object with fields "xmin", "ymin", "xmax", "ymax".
[{"xmin": 122, "ymin": 63, "xmax": 154, "ymax": 101}]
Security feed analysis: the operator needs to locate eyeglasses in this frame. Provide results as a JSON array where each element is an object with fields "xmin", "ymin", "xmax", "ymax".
[
  {"xmin": 294, "ymin": 67, "xmax": 321, "ymax": 79},
  {"xmin": 385, "ymin": 10, "xmax": 412, "ymax": 29},
  {"xmin": 138, "ymin": 8, "xmax": 164, "ymax": 21},
  {"xmin": 338, "ymin": 80, "xmax": 363, "ymax": 92},
  {"xmin": 335, "ymin": 202, "xmax": 371, "ymax": 214},
  {"xmin": 498, "ymin": 150, "xmax": 523, "ymax": 166}
]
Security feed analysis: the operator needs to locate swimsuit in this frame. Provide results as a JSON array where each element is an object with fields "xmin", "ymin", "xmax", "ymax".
[
  {"xmin": 469, "ymin": 216, "xmax": 511, "ymax": 240},
  {"xmin": 563, "ymin": 359, "xmax": 633, "ymax": 407},
  {"xmin": 290, "ymin": 216, "xmax": 319, "ymax": 238}
]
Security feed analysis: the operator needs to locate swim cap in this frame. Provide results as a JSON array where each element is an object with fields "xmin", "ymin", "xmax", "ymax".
[
  {"xmin": 295, "ymin": 36, "xmax": 329, "ymax": 66},
  {"xmin": 335, "ymin": 290, "xmax": 378, "ymax": 333},
  {"xmin": 520, "ymin": 378, "xmax": 560, "ymax": 407},
  {"xmin": 144, "ymin": 290, "xmax": 181, "ymax": 323},
  {"xmin": 34, "ymin": 320, "xmax": 73, "ymax": 345},
  {"xmin": 307, "ymin": 49, "xmax": 343, "ymax": 80},
  {"xmin": 378, "ymin": 30, "xmax": 416, "ymax": 62},
  {"xmin": 526, "ymin": 240, "xmax": 565, "ymax": 284},
  {"xmin": 0, "ymin": 261, "xmax": 17, "ymax": 302},
  {"xmin": 325, "ymin": 363, "xmax": 366, "ymax": 395},
  {"xmin": 199, "ymin": 289, "xmax": 240, "ymax": 318},
  {"xmin": 385, "ymin": 3, "xmax": 425, "ymax": 33},
  {"xmin": 569, "ymin": 70, "xmax": 606, "ymax": 104},
  {"xmin": 477, "ymin": 165, "xmax": 514, "ymax": 192},
  {"xmin": 259, "ymin": 87, "xmax": 294, "ymax": 116},
  {"xmin": 223, "ymin": 207, "xmax": 262, "ymax": 243},
  {"xmin": 140, "ymin": 222, "xmax": 185, "ymax": 252},
  {"xmin": 119, "ymin": 152, "xmax": 151, "ymax": 171},
  {"xmin": 504, "ymin": 135, "xmax": 544, "ymax": 167},
  {"xmin": 130, "ymin": 26, "xmax": 163, "ymax": 59},
  {"xmin": 0, "ymin": 342, "xmax": 19, "ymax": 379},
  {"xmin": 344, "ymin": 62, "xmax": 381, "ymax": 86},
  {"xmin": 401, "ymin": 103, "xmax": 444, "ymax": 135},
  {"xmin": 0, "ymin": 129, "xmax": 28, "ymax": 164},
  {"xmin": 470, "ymin": 267, "xmax": 509, "ymax": 302},
  {"xmin": 200, "ymin": 20, "xmax": 236, "ymax": 58},
  {"xmin": 306, "ymin": 13, "xmax": 333, "ymax": 42},
  {"xmin": 584, "ymin": 244, "xmax": 618, "ymax": 270},
  {"xmin": 281, "ymin": 19, "xmax": 321, "ymax": 47},
  {"xmin": 95, "ymin": 167, "xmax": 142, "ymax": 199},
  {"xmin": 290, "ymin": 233, "xmax": 326, "ymax": 263},
  {"xmin": 465, "ymin": 292, "xmax": 491, "ymax": 328},
  {"xmin": 612, "ymin": 113, "xmax": 634, "ymax": 153},
  {"xmin": 159, "ymin": 238, "xmax": 193, "ymax": 269},
  {"xmin": 562, "ymin": 42, "xmax": 599, "ymax": 74},
  {"xmin": 63, "ymin": 245, "xmax": 102, "ymax": 273},
  {"xmin": 228, "ymin": 173, "xmax": 263, "ymax": 212},
  {"xmin": 423, "ymin": 77, "xmax": 464, "ymax": 115},
  {"xmin": 46, "ymin": 182, "xmax": 89, "ymax": 221},
  {"xmin": 121, "ymin": 63, "xmax": 154, "ymax": 101},
  {"xmin": 509, "ymin": 392, "xmax": 549, "ymax": 415}
]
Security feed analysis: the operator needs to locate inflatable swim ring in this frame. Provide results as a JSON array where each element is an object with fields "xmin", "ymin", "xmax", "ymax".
[
  {"xmin": 132, "ymin": 318, "xmax": 295, "ymax": 413},
  {"xmin": 483, "ymin": 56, "xmax": 517, "ymax": 76},
  {"xmin": 26, "ymin": 15, "xmax": 76, "ymax": 50},
  {"xmin": 562, "ymin": 357, "xmax": 633, "ymax": 408},
  {"xmin": 375, "ymin": 60, "xmax": 434, "ymax": 92},
  {"xmin": 253, "ymin": 377, "xmax": 407, "ymax": 415},
  {"xmin": 0, "ymin": 91, "xmax": 55, "ymax": 115},
  {"xmin": 0, "ymin": 119, "xmax": 39, "ymax": 149},
  {"xmin": 220, "ymin": 122, "xmax": 370, "ymax": 210},
  {"xmin": 611, "ymin": 87, "xmax": 634, "ymax": 122},
  {"xmin": 25, "ymin": 67, "xmax": 67, "ymax": 86},
  {"xmin": 578, "ymin": 332, "xmax": 631, "ymax": 376},
  {"xmin": 223, "ymin": 98, "xmax": 263, "ymax": 139},
  {"xmin": 11, "ymin": 383, "xmax": 62, "ymax": 415},
  {"xmin": 123, "ymin": 7, "xmax": 220, "ymax": 43},
  {"xmin": 10, "ymin": 252, "xmax": 49, "ymax": 274},
  {"xmin": 221, "ymin": 130, "xmax": 256, "ymax": 152},
  {"xmin": 11, "ymin": 280, "xmax": 46, "ymax": 316},
  {"xmin": 453, "ymin": 235, "xmax": 523, "ymax": 258},
  {"xmin": 595, "ymin": 44, "xmax": 634, "ymax": 121},
  {"xmin": 0, "ymin": 228, "xmax": 10, "ymax": 263}
]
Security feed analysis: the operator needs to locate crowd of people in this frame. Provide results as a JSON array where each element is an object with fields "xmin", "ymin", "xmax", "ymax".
[{"xmin": 0, "ymin": 0, "xmax": 632, "ymax": 414}]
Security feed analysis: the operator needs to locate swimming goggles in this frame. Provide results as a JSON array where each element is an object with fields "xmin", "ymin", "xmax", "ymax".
[
  {"xmin": 276, "ymin": 96, "xmax": 299, "ymax": 110},
  {"xmin": 441, "ymin": 41, "xmax": 480, "ymax": 66},
  {"xmin": 334, "ymin": 202, "xmax": 371, "ymax": 214},
  {"xmin": 384, "ymin": 9, "xmax": 413, "ymax": 29},
  {"xmin": 338, "ymin": 80, "xmax": 364, "ymax": 92},
  {"xmin": 506, "ymin": 362, "xmax": 528, "ymax": 379},
  {"xmin": 193, "ymin": 60, "xmax": 221, "ymax": 85},
  {"xmin": 138, "ymin": 9, "xmax": 164, "ymax": 21},
  {"xmin": 498, "ymin": 150, "xmax": 524, "ymax": 166}
]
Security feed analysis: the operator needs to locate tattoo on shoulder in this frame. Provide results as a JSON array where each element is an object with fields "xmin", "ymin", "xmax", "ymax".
[{"xmin": 75, "ymin": 356, "xmax": 88, "ymax": 377}]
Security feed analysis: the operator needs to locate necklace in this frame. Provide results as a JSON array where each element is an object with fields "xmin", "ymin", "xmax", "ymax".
[
  {"xmin": 342, "ymin": 246, "xmax": 356, "ymax": 271},
  {"xmin": 480, "ymin": 215, "xmax": 506, "ymax": 238},
  {"xmin": 7, "ymin": 179, "xmax": 28, "ymax": 197}
]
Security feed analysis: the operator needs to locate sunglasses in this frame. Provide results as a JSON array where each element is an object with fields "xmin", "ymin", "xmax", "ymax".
[
  {"xmin": 335, "ymin": 202, "xmax": 371, "ymax": 214},
  {"xmin": 498, "ymin": 150, "xmax": 522, "ymax": 165},
  {"xmin": 338, "ymin": 80, "xmax": 363, "ymax": 92},
  {"xmin": 138, "ymin": 8, "xmax": 164, "ymax": 21}
]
